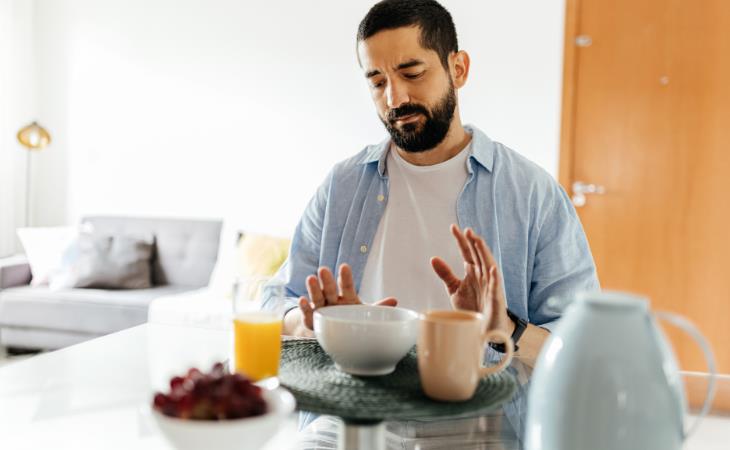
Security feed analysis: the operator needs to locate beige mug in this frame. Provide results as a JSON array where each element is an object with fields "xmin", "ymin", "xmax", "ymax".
[{"xmin": 417, "ymin": 309, "xmax": 515, "ymax": 401}]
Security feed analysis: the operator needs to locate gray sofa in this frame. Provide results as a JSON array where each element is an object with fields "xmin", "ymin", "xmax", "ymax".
[{"xmin": 0, "ymin": 216, "xmax": 222, "ymax": 350}]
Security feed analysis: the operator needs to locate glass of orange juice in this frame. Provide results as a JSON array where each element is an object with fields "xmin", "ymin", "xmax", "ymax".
[{"xmin": 232, "ymin": 276, "xmax": 284, "ymax": 381}]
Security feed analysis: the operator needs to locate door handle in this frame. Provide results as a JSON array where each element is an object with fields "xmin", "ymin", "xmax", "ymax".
[{"xmin": 572, "ymin": 181, "xmax": 606, "ymax": 207}]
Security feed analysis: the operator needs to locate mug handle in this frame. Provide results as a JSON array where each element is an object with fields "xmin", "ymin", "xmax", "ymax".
[
  {"xmin": 654, "ymin": 311, "xmax": 717, "ymax": 439},
  {"xmin": 479, "ymin": 329, "xmax": 515, "ymax": 377}
]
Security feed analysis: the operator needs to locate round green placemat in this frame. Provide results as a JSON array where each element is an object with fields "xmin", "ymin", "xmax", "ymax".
[{"xmin": 278, "ymin": 339, "xmax": 517, "ymax": 421}]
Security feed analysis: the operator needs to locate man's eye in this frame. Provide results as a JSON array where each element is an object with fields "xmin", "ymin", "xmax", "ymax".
[
  {"xmin": 372, "ymin": 81, "xmax": 385, "ymax": 89},
  {"xmin": 404, "ymin": 72, "xmax": 424, "ymax": 79}
]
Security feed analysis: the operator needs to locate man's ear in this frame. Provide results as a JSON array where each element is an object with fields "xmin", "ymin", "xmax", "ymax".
[{"xmin": 450, "ymin": 50, "xmax": 470, "ymax": 89}]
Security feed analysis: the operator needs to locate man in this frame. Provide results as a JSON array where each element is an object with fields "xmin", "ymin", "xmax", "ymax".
[{"xmin": 263, "ymin": 0, "xmax": 598, "ymax": 361}]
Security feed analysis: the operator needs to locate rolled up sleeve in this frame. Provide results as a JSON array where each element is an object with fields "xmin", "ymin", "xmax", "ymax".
[{"xmin": 528, "ymin": 183, "xmax": 600, "ymax": 330}]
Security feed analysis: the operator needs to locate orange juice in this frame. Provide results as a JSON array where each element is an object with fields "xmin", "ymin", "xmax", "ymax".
[{"xmin": 233, "ymin": 312, "xmax": 282, "ymax": 381}]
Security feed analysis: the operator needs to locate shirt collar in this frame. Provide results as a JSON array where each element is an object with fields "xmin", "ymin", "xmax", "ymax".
[{"xmin": 360, "ymin": 124, "xmax": 495, "ymax": 176}]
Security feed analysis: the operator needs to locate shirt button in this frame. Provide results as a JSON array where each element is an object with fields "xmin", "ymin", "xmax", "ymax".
[
  {"xmin": 377, "ymin": 194, "xmax": 385, "ymax": 202},
  {"xmin": 360, "ymin": 245, "xmax": 368, "ymax": 254}
]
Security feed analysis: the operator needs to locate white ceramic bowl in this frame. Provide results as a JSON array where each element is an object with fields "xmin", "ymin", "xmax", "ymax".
[
  {"xmin": 313, "ymin": 305, "xmax": 419, "ymax": 376},
  {"xmin": 152, "ymin": 387, "xmax": 295, "ymax": 450}
]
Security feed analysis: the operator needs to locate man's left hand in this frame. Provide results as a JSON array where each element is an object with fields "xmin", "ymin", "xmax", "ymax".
[{"xmin": 431, "ymin": 225, "xmax": 514, "ymax": 335}]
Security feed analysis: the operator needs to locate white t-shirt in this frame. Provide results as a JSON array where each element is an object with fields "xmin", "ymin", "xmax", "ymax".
[{"xmin": 359, "ymin": 143, "xmax": 471, "ymax": 313}]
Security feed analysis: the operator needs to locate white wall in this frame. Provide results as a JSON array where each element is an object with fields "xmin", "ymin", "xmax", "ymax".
[
  {"xmin": 29, "ymin": 0, "xmax": 566, "ymax": 237},
  {"xmin": 0, "ymin": 0, "xmax": 36, "ymax": 256}
]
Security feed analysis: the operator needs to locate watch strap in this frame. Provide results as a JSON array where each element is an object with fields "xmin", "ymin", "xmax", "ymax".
[{"xmin": 489, "ymin": 309, "xmax": 527, "ymax": 353}]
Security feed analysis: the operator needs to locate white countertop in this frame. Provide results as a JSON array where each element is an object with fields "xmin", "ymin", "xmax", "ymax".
[
  {"xmin": 0, "ymin": 323, "xmax": 298, "ymax": 450},
  {"xmin": 1, "ymin": 323, "xmax": 727, "ymax": 450}
]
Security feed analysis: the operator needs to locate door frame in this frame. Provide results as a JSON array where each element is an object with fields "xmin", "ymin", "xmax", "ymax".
[{"xmin": 558, "ymin": 0, "xmax": 580, "ymax": 190}]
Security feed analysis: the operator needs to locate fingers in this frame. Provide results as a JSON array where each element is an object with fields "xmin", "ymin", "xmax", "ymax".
[
  {"xmin": 466, "ymin": 228, "xmax": 499, "ymax": 288},
  {"xmin": 306, "ymin": 264, "xmax": 362, "ymax": 310},
  {"xmin": 431, "ymin": 257, "xmax": 461, "ymax": 294},
  {"xmin": 488, "ymin": 265, "xmax": 505, "ymax": 306},
  {"xmin": 476, "ymin": 232, "xmax": 501, "ymax": 296},
  {"xmin": 475, "ymin": 232, "xmax": 498, "ymax": 268},
  {"xmin": 450, "ymin": 224, "xmax": 476, "ymax": 265},
  {"xmin": 485, "ymin": 266, "xmax": 497, "ymax": 311},
  {"xmin": 465, "ymin": 260, "xmax": 478, "ymax": 281},
  {"xmin": 483, "ymin": 266, "xmax": 502, "ymax": 327},
  {"xmin": 464, "ymin": 261, "xmax": 481, "ymax": 309},
  {"xmin": 465, "ymin": 228, "xmax": 485, "ymax": 280},
  {"xmin": 486, "ymin": 266, "xmax": 497, "ymax": 298},
  {"xmin": 318, "ymin": 267, "xmax": 338, "ymax": 305},
  {"xmin": 299, "ymin": 297, "xmax": 314, "ymax": 330},
  {"xmin": 374, "ymin": 297, "xmax": 398, "ymax": 307},
  {"xmin": 338, "ymin": 264, "xmax": 358, "ymax": 302},
  {"xmin": 306, "ymin": 275, "xmax": 325, "ymax": 308}
]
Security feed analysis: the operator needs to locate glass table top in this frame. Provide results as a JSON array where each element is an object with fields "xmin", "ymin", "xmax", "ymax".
[{"xmin": 0, "ymin": 323, "xmax": 726, "ymax": 450}]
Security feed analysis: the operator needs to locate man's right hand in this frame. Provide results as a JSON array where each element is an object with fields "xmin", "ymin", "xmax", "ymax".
[{"xmin": 283, "ymin": 263, "xmax": 397, "ymax": 336}]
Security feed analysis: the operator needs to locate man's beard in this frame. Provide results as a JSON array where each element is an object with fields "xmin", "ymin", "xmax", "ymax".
[{"xmin": 380, "ymin": 83, "xmax": 457, "ymax": 153}]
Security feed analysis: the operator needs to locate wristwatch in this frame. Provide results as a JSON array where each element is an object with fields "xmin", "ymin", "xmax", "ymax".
[{"xmin": 489, "ymin": 309, "xmax": 528, "ymax": 353}]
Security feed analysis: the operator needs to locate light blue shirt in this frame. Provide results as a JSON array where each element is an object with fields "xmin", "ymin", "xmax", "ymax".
[{"xmin": 263, "ymin": 125, "xmax": 598, "ymax": 330}]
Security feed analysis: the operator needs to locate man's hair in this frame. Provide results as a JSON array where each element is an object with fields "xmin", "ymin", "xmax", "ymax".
[{"xmin": 357, "ymin": 0, "xmax": 458, "ymax": 70}]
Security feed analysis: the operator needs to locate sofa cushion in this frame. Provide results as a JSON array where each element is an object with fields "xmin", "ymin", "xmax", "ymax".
[
  {"xmin": 0, "ymin": 285, "xmax": 192, "ymax": 336},
  {"xmin": 82, "ymin": 217, "xmax": 222, "ymax": 288},
  {"xmin": 50, "ymin": 232, "xmax": 154, "ymax": 290}
]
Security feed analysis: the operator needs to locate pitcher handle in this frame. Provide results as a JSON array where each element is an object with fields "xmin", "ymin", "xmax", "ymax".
[
  {"xmin": 654, "ymin": 311, "xmax": 717, "ymax": 438},
  {"xmin": 479, "ymin": 329, "xmax": 514, "ymax": 377}
]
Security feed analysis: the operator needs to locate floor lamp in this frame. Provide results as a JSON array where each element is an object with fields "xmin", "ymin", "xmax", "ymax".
[{"xmin": 16, "ymin": 121, "xmax": 51, "ymax": 227}]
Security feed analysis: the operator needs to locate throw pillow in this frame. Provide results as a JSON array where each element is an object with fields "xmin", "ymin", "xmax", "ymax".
[
  {"xmin": 207, "ymin": 227, "xmax": 290, "ymax": 299},
  {"xmin": 16, "ymin": 226, "xmax": 78, "ymax": 286},
  {"xmin": 49, "ymin": 232, "xmax": 154, "ymax": 290},
  {"xmin": 236, "ymin": 232, "xmax": 290, "ymax": 279}
]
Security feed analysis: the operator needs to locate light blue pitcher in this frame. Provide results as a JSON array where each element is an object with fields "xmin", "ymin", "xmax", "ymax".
[{"xmin": 525, "ymin": 291, "xmax": 716, "ymax": 450}]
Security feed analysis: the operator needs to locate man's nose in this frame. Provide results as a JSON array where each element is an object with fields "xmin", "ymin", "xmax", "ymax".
[{"xmin": 385, "ymin": 79, "xmax": 409, "ymax": 109}]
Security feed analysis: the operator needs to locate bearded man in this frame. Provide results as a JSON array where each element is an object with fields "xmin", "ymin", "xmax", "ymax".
[{"xmin": 263, "ymin": 0, "xmax": 598, "ymax": 362}]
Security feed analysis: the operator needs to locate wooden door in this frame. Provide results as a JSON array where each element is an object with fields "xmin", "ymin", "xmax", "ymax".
[{"xmin": 560, "ymin": 0, "xmax": 730, "ymax": 409}]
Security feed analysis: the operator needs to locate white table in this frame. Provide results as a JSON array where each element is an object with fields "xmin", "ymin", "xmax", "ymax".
[
  {"xmin": 0, "ymin": 322, "xmax": 529, "ymax": 450},
  {"xmin": 2, "ymin": 323, "xmax": 725, "ymax": 450},
  {"xmin": 0, "ymin": 323, "xmax": 297, "ymax": 450}
]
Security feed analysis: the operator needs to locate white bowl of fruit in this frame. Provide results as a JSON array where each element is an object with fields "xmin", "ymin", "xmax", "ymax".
[{"xmin": 151, "ymin": 362, "xmax": 296, "ymax": 450}]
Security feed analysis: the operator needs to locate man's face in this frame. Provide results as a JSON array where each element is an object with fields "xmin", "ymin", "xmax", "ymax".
[{"xmin": 358, "ymin": 26, "xmax": 457, "ymax": 153}]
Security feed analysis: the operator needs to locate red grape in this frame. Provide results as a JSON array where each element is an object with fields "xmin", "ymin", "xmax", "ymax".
[
  {"xmin": 153, "ymin": 393, "xmax": 168, "ymax": 409},
  {"xmin": 211, "ymin": 362, "xmax": 226, "ymax": 376},
  {"xmin": 169, "ymin": 376, "xmax": 183, "ymax": 390},
  {"xmin": 152, "ymin": 361, "xmax": 267, "ymax": 420}
]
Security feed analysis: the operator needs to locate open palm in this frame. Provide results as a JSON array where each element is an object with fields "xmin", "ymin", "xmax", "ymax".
[
  {"xmin": 431, "ymin": 225, "xmax": 508, "ymax": 331},
  {"xmin": 298, "ymin": 264, "xmax": 397, "ymax": 330}
]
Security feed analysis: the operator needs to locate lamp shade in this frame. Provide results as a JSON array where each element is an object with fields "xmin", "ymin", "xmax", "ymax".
[{"xmin": 17, "ymin": 121, "xmax": 51, "ymax": 150}]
